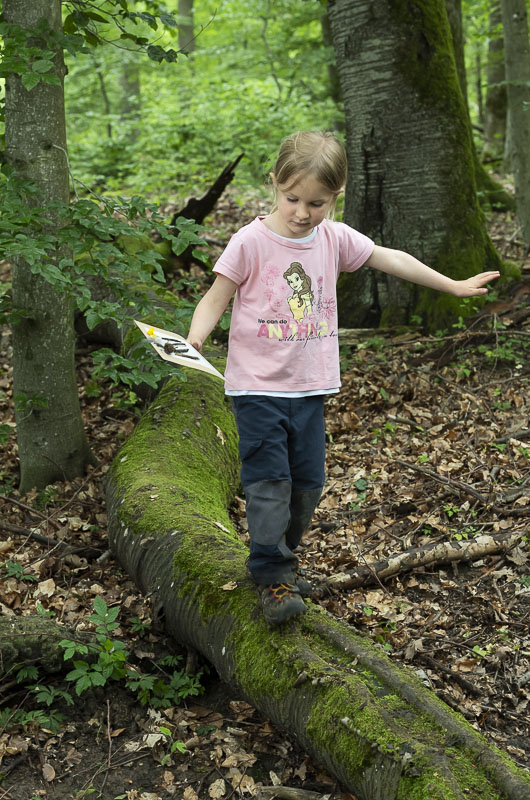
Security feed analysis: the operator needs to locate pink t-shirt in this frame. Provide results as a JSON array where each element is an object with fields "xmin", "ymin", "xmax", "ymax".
[{"xmin": 214, "ymin": 217, "xmax": 374, "ymax": 392}]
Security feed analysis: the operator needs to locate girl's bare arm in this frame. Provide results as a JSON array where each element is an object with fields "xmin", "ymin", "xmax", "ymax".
[
  {"xmin": 366, "ymin": 245, "xmax": 500, "ymax": 297},
  {"xmin": 187, "ymin": 275, "xmax": 238, "ymax": 352}
]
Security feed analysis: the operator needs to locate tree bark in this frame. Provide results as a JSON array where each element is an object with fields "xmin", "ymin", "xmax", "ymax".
[
  {"xmin": 99, "ymin": 363, "xmax": 530, "ymax": 800},
  {"xmin": 4, "ymin": 0, "xmax": 93, "ymax": 492},
  {"xmin": 328, "ymin": 0, "xmax": 503, "ymax": 331},
  {"xmin": 501, "ymin": 0, "xmax": 530, "ymax": 246}
]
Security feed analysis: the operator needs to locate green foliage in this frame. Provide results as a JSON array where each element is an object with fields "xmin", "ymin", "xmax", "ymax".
[
  {"xmin": 63, "ymin": 0, "xmax": 339, "ymax": 195},
  {"xmin": 1, "ymin": 598, "xmax": 204, "ymax": 746},
  {"xmin": 0, "ymin": 423, "xmax": 12, "ymax": 444},
  {"xmin": 0, "ymin": 17, "xmax": 63, "ymax": 97},
  {"xmin": 478, "ymin": 337, "xmax": 530, "ymax": 366},
  {"xmin": 0, "ymin": 705, "xmax": 67, "ymax": 735},
  {"xmin": 349, "ymin": 478, "xmax": 368, "ymax": 512},
  {"xmin": 58, "ymin": 598, "xmax": 203, "ymax": 706},
  {"xmin": 0, "ymin": 1, "xmax": 183, "ymax": 79},
  {"xmin": 0, "ymin": 166, "xmax": 208, "ymax": 392},
  {"xmin": 1, "ymin": 559, "xmax": 38, "ymax": 583},
  {"xmin": 159, "ymin": 726, "xmax": 187, "ymax": 765}
]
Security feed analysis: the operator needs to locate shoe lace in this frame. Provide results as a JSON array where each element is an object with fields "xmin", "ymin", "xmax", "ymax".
[{"xmin": 267, "ymin": 583, "xmax": 295, "ymax": 602}]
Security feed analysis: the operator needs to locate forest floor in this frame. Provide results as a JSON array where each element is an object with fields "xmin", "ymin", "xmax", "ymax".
[{"xmin": 0, "ymin": 195, "xmax": 529, "ymax": 800}]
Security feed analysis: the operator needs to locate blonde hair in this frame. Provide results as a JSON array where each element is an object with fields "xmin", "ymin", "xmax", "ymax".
[{"xmin": 270, "ymin": 130, "xmax": 347, "ymax": 214}]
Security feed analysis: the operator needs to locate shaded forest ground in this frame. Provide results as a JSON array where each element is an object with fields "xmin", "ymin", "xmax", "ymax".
[{"xmin": 0, "ymin": 197, "xmax": 529, "ymax": 800}]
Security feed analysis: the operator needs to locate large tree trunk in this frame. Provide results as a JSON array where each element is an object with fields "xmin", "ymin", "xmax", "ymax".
[
  {"xmin": 328, "ymin": 0, "xmax": 503, "ymax": 331},
  {"xmin": 4, "ymin": 0, "xmax": 92, "ymax": 492},
  {"xmin": 102, "ymin": 364, "xmax": 530, "ymax": 800},
  {"xmin": 501, "ymin": 0, "xmax": 530, "ymax": 247}
]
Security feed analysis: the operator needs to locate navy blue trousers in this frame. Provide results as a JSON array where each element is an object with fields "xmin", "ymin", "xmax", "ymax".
[{"xmin": 232, "ymin": 395, "xmax": 325, "ymax": 582}]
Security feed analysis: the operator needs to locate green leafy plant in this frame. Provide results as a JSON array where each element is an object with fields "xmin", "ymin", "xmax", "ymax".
[
  {"xmin": 443, "ymin": 503, "xmax": 461, "ymax": 519},
  {"xmin": 58, "ymin": 599, "xmax": 203, "ymax": 707},
  {"xmin": 0, "ymin": 706, "xmax": 66, "ymax": 735},
  {"xmin": 159, "ymin": 726, "xmax": 187, "ymax": 765},
  {"xmin": 350, "ymin": 478, "xmax": 368, "ymax": 512},
  {"xmin": 2, "ymin": 559, "xmax": 38, "ymax": 583},
  {"xmin": 0, "ymin": 169, "xmax": 208, "ymax": 396},
  {"xmin": 0, "ymin": 423, "xmax": 13, "ymax": 445},
  {"xmin": 128, "ymin": 616, "xmax": 151, "ymax": 637},
  {"xmin": 60, "ymin": 597, "xmax": 127, "ymax": 695}
]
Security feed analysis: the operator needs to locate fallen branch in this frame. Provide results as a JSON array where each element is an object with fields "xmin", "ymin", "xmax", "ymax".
[
  {"xmin": 322, "ymin": 530, "xmax": 524, "ymax": 590},
  {"xmin": 0, "ymin": 521, "xmax": 101, "ymax": 561}
]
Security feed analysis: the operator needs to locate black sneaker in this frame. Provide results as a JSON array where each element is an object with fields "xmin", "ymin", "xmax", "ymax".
[{"xmin": 260, "ymin": 582, "xmax": 306, "ymax": 626}]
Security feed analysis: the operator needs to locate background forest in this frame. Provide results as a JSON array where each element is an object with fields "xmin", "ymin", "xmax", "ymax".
[{"xmin": 0, "ymin": 2, "xmax": 530, "ymax": 800}]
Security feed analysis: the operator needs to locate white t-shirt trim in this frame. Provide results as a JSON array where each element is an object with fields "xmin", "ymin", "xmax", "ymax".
[
  {"xmin": 264, "ymin": 224, "xmax": 318, "ymax": 244},
  {"xmin": 226, "ymin": 388, "xmax": 339, "ymax": 397}
]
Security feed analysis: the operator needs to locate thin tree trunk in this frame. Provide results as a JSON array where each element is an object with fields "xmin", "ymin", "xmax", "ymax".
[
  {"xmin": 4, "ymin": 0, "xmax": 93, "ymax": 492},
  {"xmin": 501, "ymin": 0, "xmax": 530, "ymax": 246},
  {"xmin": 100, "ymin": 364, "xmax": 530, "ymax": 800},
  {"xmin": 120, "ymin": 54, "xmax": 141, "ymax": 143},
  {"xmin": 328, "ymin": 0, "xmax": 502, "ymax": 331},
  {"xmin": 178, "ymin": 0, "xmax": 195, "ymax": 53},
  {"xmin": 483, "ymin": 3, "xmax": 507, "ymax": 160},
  {"xmin": 320, "ymin": 7, "xmax": 344, "ymax": 131}
]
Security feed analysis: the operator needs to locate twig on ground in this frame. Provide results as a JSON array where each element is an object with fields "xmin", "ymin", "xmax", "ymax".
[
  {"xmin": 394, "ymin": 458, "xmax": 530, "ymax": 516},
  {"xmin": 416, "ymin": 652, "xmax": 483, "ymax": 696}
]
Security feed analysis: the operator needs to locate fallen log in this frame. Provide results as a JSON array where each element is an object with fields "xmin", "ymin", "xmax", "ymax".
[
  {"xmin": 104, "ymin": 365, "xmax": 530, "ymax": 800},
  {"xmin": 323, "ymin": 529, "xmax": 525, "ymax": 590}
]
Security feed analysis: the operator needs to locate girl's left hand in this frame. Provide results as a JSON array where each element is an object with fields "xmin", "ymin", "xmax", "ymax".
[{"xmin": 452, "ymin": 271, "xmax": 500, "ymax": 297}]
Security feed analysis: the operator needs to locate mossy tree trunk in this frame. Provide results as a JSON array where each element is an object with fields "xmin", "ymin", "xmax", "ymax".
[
  {"xmin": 103, "ymin": 364, "xmax": 530, "ymax": 800},
  {"xmin": 328, "ymin": 0, "xmax": 503, "ymax": 331},
  {"xmin": 4, "ymin": 0, "xmax": 93, "ymax": 492}
]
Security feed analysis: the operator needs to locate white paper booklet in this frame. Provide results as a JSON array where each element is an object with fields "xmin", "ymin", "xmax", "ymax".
[{"xmin": 134, "ymin": 320, "xmax": 225, "ymax": 381}]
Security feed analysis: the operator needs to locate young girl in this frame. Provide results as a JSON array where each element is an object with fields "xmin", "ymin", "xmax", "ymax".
[{"xmin": 187, "ymin": 130, "xmax": 500, "ymax": 627}]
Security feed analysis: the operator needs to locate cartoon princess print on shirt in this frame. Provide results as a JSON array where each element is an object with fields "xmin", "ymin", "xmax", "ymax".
[{"xmin": 283, "ymin": 262, "xmax": 314, "ymax": 322}]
